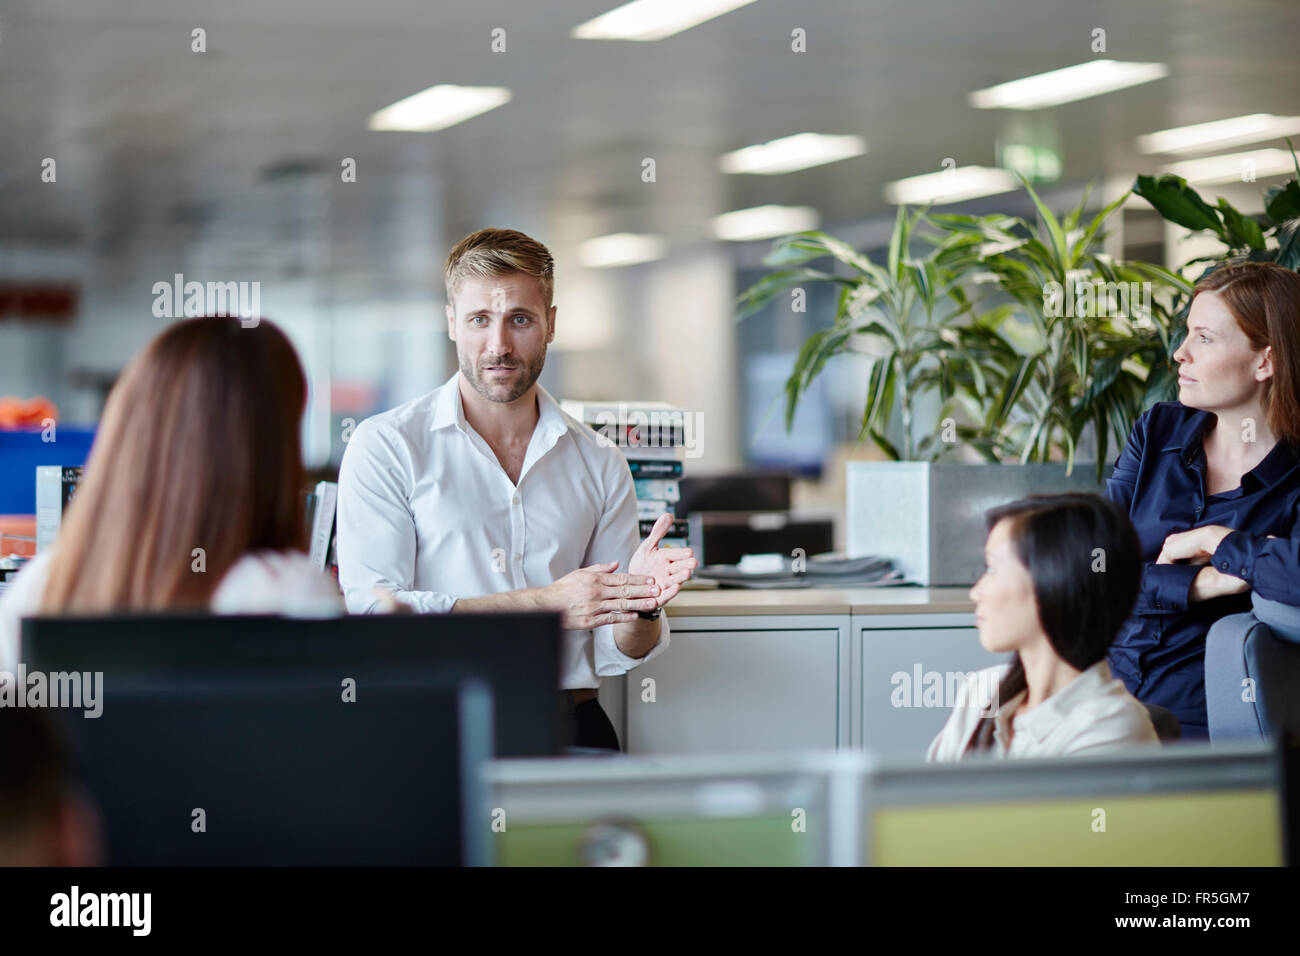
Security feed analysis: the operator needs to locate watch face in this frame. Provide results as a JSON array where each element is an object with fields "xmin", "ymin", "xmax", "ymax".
[{"xmin": 578, "ymin": 820, "xmax": 650, "ymax": 867}]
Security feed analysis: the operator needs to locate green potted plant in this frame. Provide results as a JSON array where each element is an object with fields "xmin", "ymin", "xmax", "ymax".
[
  {"xmin": 736, "ymin": 181, "xmax": 1185, "ymax": 584},
  {"xmin": 1132, "ymin": 147, "xmax": 1300, "ymax": 286},
  {"xmin": 930, "ymin": 180, "xmax": 1189, "ymax": 478},
  {"xmin": 736, "ymin": 205, "xmax": 985, "ymax": 461}
]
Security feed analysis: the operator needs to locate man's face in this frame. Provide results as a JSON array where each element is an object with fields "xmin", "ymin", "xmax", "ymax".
[{"xmin": 446, "ymin": 273, "xmax": 555, "ymax": 405}]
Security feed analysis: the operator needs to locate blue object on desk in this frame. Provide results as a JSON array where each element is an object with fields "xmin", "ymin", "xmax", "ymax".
[{"xmin": 0, "ymin": 428, "xmax": 97, "ymax": 513}]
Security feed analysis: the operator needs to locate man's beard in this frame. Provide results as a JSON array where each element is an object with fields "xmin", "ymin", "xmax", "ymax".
[{"xmin": 460, "ymin": 346, "xmax": 547, "ymax": 404}]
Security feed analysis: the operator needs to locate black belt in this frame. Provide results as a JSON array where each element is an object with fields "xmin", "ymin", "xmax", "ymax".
[{"xmin": 559, "ymin": 688, "xmax": 599, "ymax": 715}]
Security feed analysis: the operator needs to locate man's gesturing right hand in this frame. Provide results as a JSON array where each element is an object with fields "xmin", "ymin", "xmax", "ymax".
[{"xmin": 546, "ymin": 561, "xmax": 661, "ymax": 630}]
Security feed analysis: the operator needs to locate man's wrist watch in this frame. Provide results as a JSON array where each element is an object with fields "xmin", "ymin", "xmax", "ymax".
[{"xmin": 636, "ymin": 606, "xmax": 662, "ymax": 621}]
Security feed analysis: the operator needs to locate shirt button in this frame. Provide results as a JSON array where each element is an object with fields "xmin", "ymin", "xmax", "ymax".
[
  {"xmin": 512, "ymin": 495, "xmax": 520, "ymax": 505},
  {"xmin": 1220, "ymin": 560, "xmax": 1229, "ymax": 570},
  {"xmin": 513, "ymin": 552, "xmax": 522, "ymax": 561},
  {"xmin": 1240, "ymin": 568, "xmax": 1247, "ymax": 576}
]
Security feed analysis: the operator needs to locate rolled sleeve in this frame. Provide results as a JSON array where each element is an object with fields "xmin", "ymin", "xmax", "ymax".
[
  {"xmin": 582, "ymin": 450, "xmax": 670, "ymax": 675},
  {"xmin": 593, "ymin": 613, "xmax": 671, "ymax": 677}
]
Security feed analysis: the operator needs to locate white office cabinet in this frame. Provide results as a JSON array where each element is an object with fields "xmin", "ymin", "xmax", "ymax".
[
  {"xmin": 623, "ymin": 614, "xmax": 851, "ymax": 755},
  {"xmin": 854, "ymin": 613, "xmax": 996, "ymax": 757}
]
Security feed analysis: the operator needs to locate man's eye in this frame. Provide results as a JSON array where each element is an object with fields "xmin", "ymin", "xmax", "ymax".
[{"xmin": 513, "ymin": 315, "xmax": 529, "ymax": 324}]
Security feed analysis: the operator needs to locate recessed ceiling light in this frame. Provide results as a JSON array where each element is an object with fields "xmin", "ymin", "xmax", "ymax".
[
  {"xmin": 578, "ymin": 233, "xmax": 668, "ymax": 268},
  {"xmin": 572, "ymin": 0, "xmax": 758, "ymax": 41},
  {"xmin": 1138, "ymin": 114, "xmax": 1300, "ymax": 155},
  {"xmin": 1160, "ymin": 148, "xmax": 1297, "ymax": 185},
  {"xmin": 883, "ymin": 166, "xmax": 1019, "ymax": 205},
  {"xmin": 970, "ymin": 60, "xmax": 1168, "ymax": 110},
  {"xmin": 712, "ymin": 205, "xmax": 820, "ymax": 241},
  {"xmin": 719, "ymin": 133, "xmax": 868, "ymax": 175},
  {"xmin": 368, "ymin": 85, "xmax": 511, "ymax": 131}
]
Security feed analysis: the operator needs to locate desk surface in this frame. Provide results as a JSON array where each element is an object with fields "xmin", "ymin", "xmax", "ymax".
[{"xmin": 666, "ymin": 585, "xmax": 974, "ymax": 617}]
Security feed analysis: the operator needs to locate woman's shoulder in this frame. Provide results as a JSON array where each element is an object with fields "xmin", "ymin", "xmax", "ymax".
[
  {"xmin": 1140, "ymin": 400, "xmax": 1200, "ymax": 432},
  {"xmin": 1059, "ymin": 665, "xmax": 1159, "ymax": 752},
  {"xmin": 210, "ymin": 550, "xmax": 344, "ymax": 616}
]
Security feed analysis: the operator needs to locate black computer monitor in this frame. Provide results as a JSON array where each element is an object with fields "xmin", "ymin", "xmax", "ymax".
[
  {"xmin": 22, "ymin": 611, "xmax": 563, "ymax": 758},
  {"xmin": 31, "ymin": 671, "xmax": 493, "ymax": 865},
  {"xmin": 677, "ymin": 472, "xmax": 792, "ymax": 516}
]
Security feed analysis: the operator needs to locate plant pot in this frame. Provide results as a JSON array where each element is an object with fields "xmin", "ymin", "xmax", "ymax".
[{"xmin": 846, "ymin": 461, "xmax": 1110, "ymax": 586}]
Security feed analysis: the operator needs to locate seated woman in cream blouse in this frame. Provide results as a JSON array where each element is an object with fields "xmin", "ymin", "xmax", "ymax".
[
  {"xmin": 0, "ymin": 316, "xmax": 341, "ymax": 669},
  {"xmin": 927, "ymin": 493, "xmax": 1159, "ymax": 761}
]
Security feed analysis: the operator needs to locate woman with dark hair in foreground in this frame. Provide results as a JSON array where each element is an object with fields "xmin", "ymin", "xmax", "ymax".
[{"xmin": 928, "ymin": 493, "xmax": 1158, "ymax": 760}]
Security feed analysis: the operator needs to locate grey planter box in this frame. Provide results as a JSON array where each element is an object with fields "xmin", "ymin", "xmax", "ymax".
[{"xmin": 846, "ymin": 462, "xmax": 1110, "ymax": 586}]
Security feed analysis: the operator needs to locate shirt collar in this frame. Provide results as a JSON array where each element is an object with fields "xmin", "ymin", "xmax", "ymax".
[
  {"xmin": 430, "ymin": 372, "xmax": 570, "ymax": 445},
  {"xmin": 431, "ymin": 372, "xmax": 462, "ymax": 431},
  {"xmin": 1159, "ymin": 404, "xmax": 1300, "ymax": 490},
  {"xmin": 1247, "ymin": 437, "xmax": 1300, "ymax": 490},
  {"xmin": 1004, "ymin": 659, "xmax": 1114, "ymax": 746},
  {"xmin": 1160, "ymin": 405, "xmax": 1214, "ymax": 464}
]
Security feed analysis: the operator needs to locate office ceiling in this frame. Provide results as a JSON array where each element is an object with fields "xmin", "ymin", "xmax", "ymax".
[{"xmin": 1, "ymin": 0, "xmax": 1298, "ymax": 278}]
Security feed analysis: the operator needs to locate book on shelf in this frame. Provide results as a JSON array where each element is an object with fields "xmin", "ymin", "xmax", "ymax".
[
  {"xmin": 633, "ymin": 479, "xmax": 680, "ymax": 502},
  {"xmin": 627, "ymin": 459, "xmax": 683, "ymax": 479},
  {"xmin": 561, "ymin": 399, "xmax": 684, "ymax": 423},
  {"xmin": 561, "ymin": 400, "xmax": 688, "ymax": 451},
  {"xmin": 636, "ymin": 499, "xmax": 674, "ymax": 519},
  {"xmin": 639, "ymin": 518, "xmax": 689, "ymax": 540}
]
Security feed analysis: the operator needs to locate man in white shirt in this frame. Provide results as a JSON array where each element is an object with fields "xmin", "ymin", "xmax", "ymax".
[{"xmin": 336, "ymin": 227, "xmax": 697, "ymax": 750}]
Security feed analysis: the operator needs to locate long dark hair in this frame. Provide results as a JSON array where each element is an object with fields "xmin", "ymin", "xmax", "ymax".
[
  {"xmin": 966, "ymin": 493, "xmax": 1142, "ymax": 752},
  {"xmin": 41, "ymin": 317, "xmax": 309, "ymax": 612}
]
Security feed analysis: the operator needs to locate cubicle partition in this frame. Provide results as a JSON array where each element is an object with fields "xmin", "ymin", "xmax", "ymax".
[
  {"xmin": 864, "ymin": 743, "xmax": 1282, "ymax": 866},
  {"xmin": 485, "ymin": 753, "xmax": 860, "ymax": 866},
  {"xmin": 486, "ymin": 742, "xmax": 1282, "ymax": 866}
]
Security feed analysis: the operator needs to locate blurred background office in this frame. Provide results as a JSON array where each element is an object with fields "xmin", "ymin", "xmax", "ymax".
[{"xmin": 1, "ymin": 0, "xmax": 1298, "ymax": 546}]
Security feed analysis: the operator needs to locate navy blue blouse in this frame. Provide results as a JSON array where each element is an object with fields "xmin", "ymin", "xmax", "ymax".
[{"xmin": 1104, "ymin": 401, "xmax": 1300, "ymax": 737}]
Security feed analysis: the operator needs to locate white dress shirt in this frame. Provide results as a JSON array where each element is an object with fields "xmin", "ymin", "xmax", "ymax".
[
  {"xmin": 926, "ymin": 659, "xmax": 1159, "ymax": 761},
  {"xmin": 335, "ymin": 372, "xmax": 669, "ymax": 690},
  {"xmin": 0, "ymin": 548, "xmax": 342, "ymax": 669}
]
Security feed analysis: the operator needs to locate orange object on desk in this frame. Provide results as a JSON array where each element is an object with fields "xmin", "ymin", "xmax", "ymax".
[{"xmin": 0, "ymin": 397, "xmax": 58, "ymax": 429}]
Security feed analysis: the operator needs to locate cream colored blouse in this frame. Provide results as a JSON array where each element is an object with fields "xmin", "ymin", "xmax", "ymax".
[{"xmin": 926, "ymin": 660, "xmax": 1160, "ymax": 761}]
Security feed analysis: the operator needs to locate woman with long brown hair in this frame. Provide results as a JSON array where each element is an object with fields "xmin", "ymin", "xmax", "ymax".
[
  {"xmin": 1104, "ymin": 261, "xmax": 1300, "ymax": 738},
  {"xmin": 0, "ymin": 316, "xmax": 340, "ymax": 665}
]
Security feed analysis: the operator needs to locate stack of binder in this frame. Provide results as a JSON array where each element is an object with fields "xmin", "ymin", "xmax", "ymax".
[{"xmin": 561, "ymin": 400, "xmax": 690, "ymax": 549}]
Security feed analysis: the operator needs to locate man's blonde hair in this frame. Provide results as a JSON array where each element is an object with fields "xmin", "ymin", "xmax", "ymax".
[{"xmin": 443, "ymin": 228, "xmax": 555, "ymax": 308}]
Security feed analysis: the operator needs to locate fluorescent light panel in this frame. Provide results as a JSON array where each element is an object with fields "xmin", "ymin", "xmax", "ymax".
[
  {"xmin": 970, "ymin": 60, "xmax": 1168, "ymax": 110},
  {"xmin": 1161, "ymin": 148, "xmax": 1297, "ymax": 185},
  {"xmin": 884, "ymin": 166, "xmax": 1019, "ymax": 205},
  {"xmin": 712, "ymin": 205, "xmax": 820, "ymax": 241},
  {"xmin": 369, "ymin": 85, "xmax": 511, "ymax": 131},
  {"xmin": 579, "ymin": 233, "xmax": 668, "ymax": 268},
  {"xmin": 720, "ymin": 133, "xmax": 868, "ymax": 175},
  {"xmin": 1138, "ymin": 114, "xmax": 1300, "ymax": 155},
  {"xmin": 572, "ymin": 0, "xmax": 758, "ymax": 41}
]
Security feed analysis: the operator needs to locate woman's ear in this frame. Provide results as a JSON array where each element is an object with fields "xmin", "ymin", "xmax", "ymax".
[{"xmin": 1256, "ymin": 345, "xmax": 1274, "ymax": 382}]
